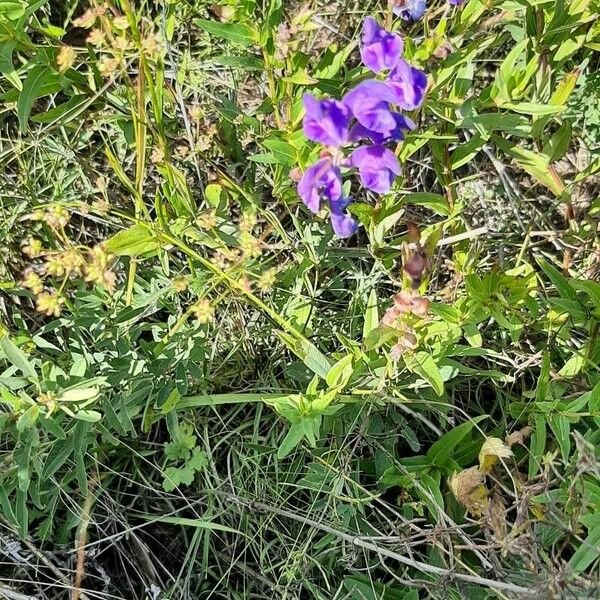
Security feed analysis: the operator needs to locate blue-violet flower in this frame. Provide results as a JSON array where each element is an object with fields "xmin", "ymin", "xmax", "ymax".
[
  {"xmin": 302, "ymin": 94, "xmax": 351, "ymax": 147},
  {"xmin": 393, "ymin": 0, "xmax": 427, "ymax": 21},
  {"xmin": 360, "ymin": 16, "xmax": 403, "ymax": 73},
  {"xmin": 351, "ymin": 145, "xmax": 401, "ymax": 193},
  {"xmin": 386, "ymin": 59, "xmax": 427, "ymax": 110}
]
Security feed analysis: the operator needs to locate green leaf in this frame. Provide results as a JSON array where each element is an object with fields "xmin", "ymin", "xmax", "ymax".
[
  {"xmin": 42, "ymin": 439, "xmax": 73, "ymax": 479},
  {"xmin": 30, "ymin": 94, "xmax": 90, "ymax": 125},
  {"xmin": 0, "ymin": 336, "xmax": 37, "ymax": 378},
  {"xmin": 528, "ymin": 413, "xmax": 547, "ymax": 478},
  {"xmin": 537, "ymin": 258, "xmax": 577, "ymax": 300},
  {"xmin": 139, "ymin": 514, "xmax": 243, "ymax": 535},
  {"xmin": 0, "ymin": 41, "xmax": 21, "ymax": 90},
  {"xmin": 0, "ymin": 0, "xmax": 26, "ymax": 19},
  {"xmin": 277, "ymin": 422, "xmax": 305, "ymax": 459},
  {"xmin": 403, "ymin": 192, "xmax": 452, "ymax": 216},
  {"xmin": 195, "ymin": 19, "xmax": 257, "ymax": 46},
  {"xmin": 325, "ymin": 354, "xmax": 353, "ymax": 390},
  {"xmin": 502, "ymin": 102, "xmax": 566, "ymax": 116},
  {"xmin": 74, "ymin": 410, "xmax": 102, "ymax": 422},
  {"xmin": 548, "ymin": 414, "xmax": 570, "ymax": 462},
  {"xmin": 363, "ymin": 288, "xmax": 379, "ymax": 339},
  {"xmin": 18, "ymin": 65, "xmax": 55, "ymax": 133},
  {"xmin": 568, "ymin": 523, "xmax": 600, "ymax": 574},
  {"xmin": 406, "ymin": 352, "xmax": 444, "ymax": 397},
  {"xmin": 559, "ymin": 353, "xmax": 586, "ymax": 378},
  {"xmin": 16, "ymin": 405, "xmax": 39, "ymax": 432},
  {"xmin": 276, "ymin": 331, "xmax": 331, "ymax": 379},
  {"xmin": 426, "ymin": 415, "xmax": 488, "ymax": 468},
  {"xmin": 105, "ymin": 223, "xmax": 160, "ymax": 256},
  {"xmin": 260, "ymin": 139, "xmax": 296, "ymax": 166}
]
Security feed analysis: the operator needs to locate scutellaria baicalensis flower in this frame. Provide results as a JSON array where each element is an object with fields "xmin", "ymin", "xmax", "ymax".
[
  {"xmin": 360, "ymin": 16, "xmax": 403, "ymax": 73},
  {"xmin": 296, "ymin": 17, "xmax": 428, "ymax": 238}
]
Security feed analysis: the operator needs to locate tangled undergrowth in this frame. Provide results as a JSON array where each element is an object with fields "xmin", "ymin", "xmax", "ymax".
[{"xmin": 1, "ymin": 0, "xmax": 600, "ymax": 598}]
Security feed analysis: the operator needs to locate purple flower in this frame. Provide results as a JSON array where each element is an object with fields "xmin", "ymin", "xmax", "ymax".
[
  {"xmin": 449, "ymin": 0, "xmax": 465, "ymax": 4},
  {"xmin": 297, "ymin": 159, "xmax": 357, "ymax": 237},
  {"xmin": 330, "ymin": 197, "xmax": 359, "ymax": 238},
  {"xmin": 350, "ymin": 112, "xmax": 415, "ymax": 144},
  {"xmin": 360, "ymin": 17, "xmax": 403, "ymax": 73},
  {"xmin": 350, "ymin": 145, "xmax": 401, "ymax": 193},
  {"xmin": 386, "ymin": 59, "xmax": 427, "ymax": 111},
  {"xmin": 343, "ymin": 80, "xmax": 399, "ymax": 137},
  {"xmin": 393, "ymin": 0, "xmax": 427, "ymax": 21},
  {"xmin": 298, "ymin": 158, "xmax": 342, "ymax": 213},
  {"xmin": 302, "ymin": 94, "xmax": 351, "ymax": 148}
]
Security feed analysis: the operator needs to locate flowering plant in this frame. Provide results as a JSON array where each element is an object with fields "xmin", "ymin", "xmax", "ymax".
[{"xmin": 297, "ymin": 17, "xmax": 427, "ymax": 237}]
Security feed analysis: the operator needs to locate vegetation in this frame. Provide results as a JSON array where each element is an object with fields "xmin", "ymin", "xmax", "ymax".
[{"xmin": 0, "ymin": 0, "xmax": 599, "ymax": 598}]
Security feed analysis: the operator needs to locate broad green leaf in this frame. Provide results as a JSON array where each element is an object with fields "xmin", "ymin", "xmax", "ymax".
[
  {"xmin": 0, "ymin": 336, "xmax": 37, "ymax": 378},
  {"xmin": 404, "ymin": 192, "xmax": 451, "ymax": 216},
  {"xmin": 278, "ymin": 422, "xmax": 305, "ymax": 459},
  {"xmin": 568, "ymin": 523, "xmax": 600, "ymax": 573},
  {"xmin": 105, "ymin": 223, "xmax": 160, "ymax": 256},
  {"xmin": 42, "ymin": 439, "xmax": 73, "ymax": 479},
  {"xmin": 502, "ymin": 102, "xmax": 565, "ymax": 116},
  {"xmin": 528, "ymin": 413, "xmax": 547, "ymax": 478},
  {"xmin": 325, "ymin": 354, "xmax": 353, "ymax": 390},
  {"xmin": 195, "ymin": 19, "xmax": 257, "ymax": 46},
  {"xmin": 406, "ymin": 352, "xmax": 444, "ymax": 396},
  {"xmin": 74, "ymin": 410, "xmax": 102, "ymax": 422},
  {"xmin": 426, "ymin": 415, "xmax": 488, "ymax": 468},
  {"xmin": 18, "ymin": 65, "xmax": 55, "ymax": 132},
  {"xmin": 0, "ymin": 0, "xmax": 26, "ymax": 19},
  {"xmin": 260, "ymin": 139, "xmax": 296, "ymax": 166},
  {"xmin": 537, "ymin": 258, "xmax": 577, "ymax": 300},
  {"xmin": 0, "ymin": 41, "xmax": 21, "ymax": 90},
  {"xmin": 363, "ymin": 288, "xmax": 379, "ymax": 339}
]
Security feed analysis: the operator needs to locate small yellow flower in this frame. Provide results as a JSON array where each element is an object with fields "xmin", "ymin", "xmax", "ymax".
[
  {"xmin": 239, "ymin": 212, "xmax": 257, "ymax": 233},
  {"xmin": 37, "ymin": 392, "xmax": 57, "ymax": 415},
  {"xmin": 57, "ymin": 45, "xmax": 76, "ymax": 72},
  {"xmin": 257, "ymin": 268, "xmax": 277, "ymax": 292},
  {"xmin": 22, "ymin": 238, "xmax": 43, "ymax": 258},
  {"xmin": 22, "ymin": 270, "xmax": 44, "ymax": 295},
  {"xmin": 73, "ymin": 8, "xmax": 97, "ymax": 28},
  {"xmin": 44, "ymin": 254, "xmax": 66, "ymax": 277},
  {"xmin": 112, "ymin": 16, "xmax": 129, "ymax": 29},
  {"xmin": 92, "ymin": 198, "xmax": 110, "ymax": 215},
  {"xmin": 98, "ymin": 56, "xmax": 120, "ymax": 76},
  {"xmin": 197, "ymin": 209, "xmax": 217, "ymax": 230},
  {"xmin": 150, "ymin": 146, "xmax": 165, "ymax": 164},
  {"xmin": 62, "ymin": 249, "xmax": 85, "ymax": 276},
  {"xmin": 189, "ymin": 105, "xmax": 204, "ymax": 122},
  {"xmin": 142, "ymin": 32, "xmax": 162, "ymax": 55},
  {"xmin": 239, "ymin": 232, "xmax": 261, "ymax": 259},
  {"xmin": 85, "ymin": 246, "xmax": 116, "ymax": 292},
  {"xmin": 36, "ymin": 291, "xmax": 64, "ymax": 317},
  {"xmin": 43, "ymin": 204, "xmax": 70, "ymax": 229},
  {"xmin": 172, "ymin": 277, "xmax": 189, "ymax": 293},
  {"xmin": 86, "ymin": 28, "xmax": 106, "ymax": 46},
  {"xmin": 191, "ymin": 299, "xmax": 214, "ymax": 324}
]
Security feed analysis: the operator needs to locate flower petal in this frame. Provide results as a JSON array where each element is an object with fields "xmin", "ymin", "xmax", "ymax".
[
  {"xmin": 329, "ymin": 197, "xmax": 358, "ymax": 238},
  {"xmin": 351, "ymin": 145, "xmax": 401, "ymax": 193},
  {"xmin": 343, "ymin": 81, "xmax": 398, "ymax": 136},
  {"xmin": 349, "ymin": 112, "xmax": 415, "ymax": 144},
  {"xmin": 360, "ymin": 17, "xmax": 403, "ymax": 73},
  {"xmin": 297, "ymin": 159, "xmax": 342, "ymax": 213},
  {"xmin": 387, "ymin": 59, "xmax": 427, "ymax": 110},
  {"xmin": 302, "ymin": 94, "xmax": 351, "ymax": 147},
  {"xmin": 393, "ymin": 0, "xmax": 427, "ymax": 21}
]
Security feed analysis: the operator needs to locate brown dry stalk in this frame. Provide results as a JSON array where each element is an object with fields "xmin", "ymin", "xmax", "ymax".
[{"xmin": 73, "ymin": 477, "xmax": 97, "ymax": 600}]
